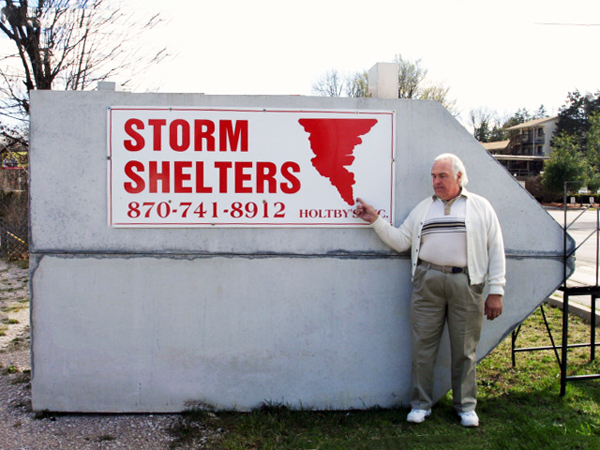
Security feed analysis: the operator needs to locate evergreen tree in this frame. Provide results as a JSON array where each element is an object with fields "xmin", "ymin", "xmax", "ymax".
[
  {"xmin": 474, "ymin": 120, "xmax": 490, "ymax": 142},
  {"xmin": 586, "ymin": 112, "xmax": 600, "ymax": 170},
  {"xmin": 555, "ymin": 90, "xmax": 600, "ymax": 155},
  {"xmin": 542, "ymin": 132, "xmax": 589, "ymax": 194}
]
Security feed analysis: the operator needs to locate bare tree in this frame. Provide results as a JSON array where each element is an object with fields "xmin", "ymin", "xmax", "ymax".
[
  {"xmin": 420, "ymin": 81, "xmax": 458, "ymax": 117},
  {"xmin": 393, "ymin": 54, "xmax": 458, "ymax": 116},
  {"xmin": 0, "ymin": 0, "xmax": 167, "ymax": 124},
  {"xmin": 312, "ymin": 55, "xmax": 457, "ymax": 115},
  {"xmin": 311, "ymin": 69, "xmax": 345, "ymax": 97},
  {"xmin": 394, "ymin": 54, "xmax": 427, "ymax": 99},
  {"xmin": 312, "ymin": 69, "xmax": 370, "ymax": 98},
  {"xmin": 345, "ymin": 70, "xmax": 369, "ymax": 98},
  {"xmin": 469, "ymin": 107, "xmax": 496, "ymax": 142}
]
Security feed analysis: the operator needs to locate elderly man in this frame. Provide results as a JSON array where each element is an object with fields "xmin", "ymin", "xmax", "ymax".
[{"xmin": 355, "ymin": 153, "xmax": 505, "ymax": 427}]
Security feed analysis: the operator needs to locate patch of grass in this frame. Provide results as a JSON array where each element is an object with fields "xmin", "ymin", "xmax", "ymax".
[
  {"xmin": 0, "ymin": 287, "xmax": 18, "ymax": 293},
  {"xmin": 4, "ymin": 365, "xmax": 18, "ymax": 374},
  {"xmin": 167, "ymin": 406, "xmax": 224, "ymax": 449},
  {"xmin": 10, "ymin": 371, "xmax": 30, "ymax": 385},
  {"xmin": 34, "ymin": 409, "xmax": 61, "ymax": 420},
  {"xmin": 6, "ymin": 335, "xmax": 30, "ymax": 352},
  {"xmin": 13, "ymin": 259, "xmax": 29, "ymax": 270},
  {"xmin": 166, "ymin": 305, "xmax": 600, "ymax": 450}
]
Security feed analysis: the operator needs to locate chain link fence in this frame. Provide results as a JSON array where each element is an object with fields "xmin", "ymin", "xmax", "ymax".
[{"xmin": 0, "ymin": 169, "xmax": 28, "ymax": 260}]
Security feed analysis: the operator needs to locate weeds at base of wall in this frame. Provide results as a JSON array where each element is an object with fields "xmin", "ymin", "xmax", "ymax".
[{"xmin": 166, "ymin": 405, "xmax": 225, "ymax": 449}]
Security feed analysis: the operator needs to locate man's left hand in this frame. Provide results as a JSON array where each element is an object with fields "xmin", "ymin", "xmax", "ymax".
[{"xmin": 485, "ymin": 294, "xmax": 503, "ymax": 321}]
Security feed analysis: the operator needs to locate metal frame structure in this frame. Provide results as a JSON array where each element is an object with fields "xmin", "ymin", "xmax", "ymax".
[{"xmin": 511, "ymin": 183, "xmax": 600, "ymax": 395}]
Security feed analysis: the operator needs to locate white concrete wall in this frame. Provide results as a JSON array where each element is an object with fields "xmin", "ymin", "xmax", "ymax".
[
  {"xmin": 543, "ymin": 119, "xmax": 559, "ymax": 156},
  {"xmin": 368, "ymin": 63, "xmax": 399, "ymax": 99},
  {"xmin": 29, "ymin": 91, "xmax": 570, "ymax": 412}
]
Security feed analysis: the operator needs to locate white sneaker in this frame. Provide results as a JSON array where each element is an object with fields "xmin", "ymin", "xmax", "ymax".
[
  {"xmin": 459, "ymin": 410, "xmax": 479, "ymax": 427},
  {"xmin": 406, "ymin": 408, "xmax": 431, "ymax": 423}
]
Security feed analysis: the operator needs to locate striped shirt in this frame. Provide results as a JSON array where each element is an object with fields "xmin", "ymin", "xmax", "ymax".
[{"xmin": 418, "ymin": 196, "xmax": 468, "ymax": 267}]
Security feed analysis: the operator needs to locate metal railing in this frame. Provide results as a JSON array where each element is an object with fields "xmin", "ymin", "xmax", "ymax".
[{"xmin": 511, "ymin": 181, "xmax": 600, "ymax": 396}]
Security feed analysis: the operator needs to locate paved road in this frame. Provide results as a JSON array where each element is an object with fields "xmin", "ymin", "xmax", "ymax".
[
  {"xmin": 546, "ymin": 208, "xmax": 600, "ymax": 283},
  {"xmin": 546, "ymin": 207, "xmax": 600, "ymax": 310}
]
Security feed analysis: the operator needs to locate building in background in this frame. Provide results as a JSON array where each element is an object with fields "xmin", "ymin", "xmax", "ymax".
[{"xmin": 482, "ymin": 116, "xmax": 558, "ymax": 178}]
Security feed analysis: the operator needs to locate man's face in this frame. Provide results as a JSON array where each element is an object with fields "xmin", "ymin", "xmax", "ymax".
[{"xmin": 431, "ymin": 159, "xmax": 462, "ymax": 201}]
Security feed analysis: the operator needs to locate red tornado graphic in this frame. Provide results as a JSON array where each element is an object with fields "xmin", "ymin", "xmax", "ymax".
[{"xmin": 299, "ymin": 118, "xmax": 378, "ymax": 206}]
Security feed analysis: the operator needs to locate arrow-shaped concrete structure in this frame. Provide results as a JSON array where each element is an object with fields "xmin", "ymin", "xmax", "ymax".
[{"xmin": 29, "ymin": 91, "xmax": 572, "ymax": 411}]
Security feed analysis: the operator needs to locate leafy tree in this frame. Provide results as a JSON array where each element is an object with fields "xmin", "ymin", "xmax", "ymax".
[
  {"xmin": 0, "ymin": 0, "xmax": 167, "ymax": 148},
  {"xmin": 471, "ymin": 106, "xmax": 549, "ymax": 143},
  {"xmin": 535, "ymin": 104, "xmax": 548, "ymax": 118},
  {"xmin": 503, "ymin": 106, "xmax": 547, "ymax": 129},
  {"xmin": 555, "ymin": 90, "xmax": 600, "ymax": 155},
  {"xmin": 474, "ymin": 120, "xmax": 490, "ymax": 143},
  {"xmin": 489, "ymin": 124, "xmax": 507, "ymax": 142},
  {"xmin": 587, "ymin": 112, "xmax": 600, "ymax": 176},
  {"xmin": 542, "ymin": 132, "xmax": 589, "ymax": 194},
  {"xmin": 587, "ymin": 175, "xmax": 600, "ymax": 194},
  {"xmin": 503, "ymin": 108, "xmax": 531, "ymax": 129}
]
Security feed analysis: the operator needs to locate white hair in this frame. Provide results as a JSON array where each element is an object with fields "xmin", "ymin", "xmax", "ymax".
[{"xmin": 434, "ymin": 153, "xmax": 468, "ymax": 187}]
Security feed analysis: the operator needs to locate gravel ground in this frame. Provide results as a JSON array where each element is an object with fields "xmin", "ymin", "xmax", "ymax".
[{"xmin": 0, "ymin": 259, "xmax": 216, "ymax": 450}]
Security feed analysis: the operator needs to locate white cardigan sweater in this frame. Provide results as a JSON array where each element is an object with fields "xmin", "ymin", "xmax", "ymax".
[{"xmin": 372, "ymin": 188, "xmax": 506, "ymax": 296}]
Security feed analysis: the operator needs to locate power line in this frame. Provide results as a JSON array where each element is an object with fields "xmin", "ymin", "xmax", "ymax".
[{"xmin": 535, "ymin": 22, "xmax": 600, "ymax": 27}]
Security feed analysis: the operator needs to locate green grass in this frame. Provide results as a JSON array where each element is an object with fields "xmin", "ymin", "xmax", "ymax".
[
  {"xmin": 167, "ymin": 305, "xmax": 600, "ymax": 449},
  {"xmin": 2, "ymin": 334, "xmax": 29, "ymax": 352},
  {"xmin": 12, "ymin": 259, "xmax": 28, "ymax": 270}
]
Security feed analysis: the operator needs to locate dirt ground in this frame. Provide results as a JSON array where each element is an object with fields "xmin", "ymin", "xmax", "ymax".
[{"xmin": 0, "ymin": 258, "xmax": 205, "ymax": 450}]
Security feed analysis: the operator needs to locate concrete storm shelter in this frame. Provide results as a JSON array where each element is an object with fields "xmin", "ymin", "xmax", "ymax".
[{"xmin": 29, "ymin": 82, "xmax": 569, "ymax": 412}]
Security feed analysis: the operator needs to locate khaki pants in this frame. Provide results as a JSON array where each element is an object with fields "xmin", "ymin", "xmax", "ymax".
[{"xmin": 410, "ymin": 264, "xmax": 484, "ymax": 412}]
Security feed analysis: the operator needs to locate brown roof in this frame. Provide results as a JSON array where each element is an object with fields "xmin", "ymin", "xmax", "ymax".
[
  {"xmin": 481, "ymin": 140, "xmax": 510, "ymax": 151},
  {"xmin": 493, "ymin": 154, "xmax": 548, "ymax": 162},
  {"xmin": 505, "ymin": 116, "xmax": 558, "ymax": 131}
]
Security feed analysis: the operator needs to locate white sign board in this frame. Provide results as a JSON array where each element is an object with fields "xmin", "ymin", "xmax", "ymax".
[{"xmin": 108, "ymin": 107, "xmax": 395, "ymax": 227}]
